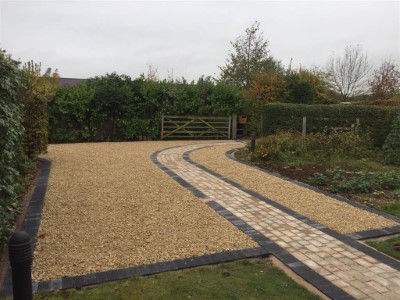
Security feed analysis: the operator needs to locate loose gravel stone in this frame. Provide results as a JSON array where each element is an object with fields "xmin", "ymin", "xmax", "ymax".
[
  {"xmin": 190, "ymin": 143, "xmax": 399, "ymax": 234},
  {"xmin": 32, "ymin": 141, "xmax": 257, "ymax": 281}
]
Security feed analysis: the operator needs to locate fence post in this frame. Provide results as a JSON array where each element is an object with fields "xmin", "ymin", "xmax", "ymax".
[
  {"xmin": 8, "ymin": 231, "xmax": 33, "ymax": 300},
  {"xmin": 250, "ymin": 134, "xmax": 256, "ymax": 152},
  {"xmin": 228, "ymin": 115, "xmax": 232, "ymax": 139},
  {"xmin": 302, "ymin": 116, "xmax": 307, "ymax": 137},
  {"xmin": 160, "ymin": 114, "xmax": 164, "ymax": 140},
  {"xmin": 232, "ymin": 114, "xmax": 237, "ymax": 140},
  {"xmin": 355, "ymin": 118, "xmax": 360, "ymax": 134}
]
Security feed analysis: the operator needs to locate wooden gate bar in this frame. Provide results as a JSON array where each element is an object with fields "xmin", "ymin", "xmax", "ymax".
[{"xmin": 161, "ymin": 115, "xmax": 233, "ymax": 140}]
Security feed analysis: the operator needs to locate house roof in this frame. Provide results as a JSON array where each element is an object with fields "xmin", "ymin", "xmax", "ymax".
[{"xmin": 59, "ymin": 77, "xmax": 85, "ymax": 86}]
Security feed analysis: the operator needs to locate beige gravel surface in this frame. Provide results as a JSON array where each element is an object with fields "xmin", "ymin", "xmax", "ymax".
[
  {"xmin": 190, "ymin": 143, "xmax": 399, "ymax": 234},
  {"xmin": 32, "ymin": 141, "xmax": 257, "ymax": 281}
]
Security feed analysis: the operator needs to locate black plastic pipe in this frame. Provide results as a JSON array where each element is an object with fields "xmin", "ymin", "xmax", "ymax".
[{"xmin": 8, "ymin": 231, "xmax": 33, "ymax": 300}]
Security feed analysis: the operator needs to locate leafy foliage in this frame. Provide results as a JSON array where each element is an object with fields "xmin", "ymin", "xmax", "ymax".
[
  {"xmin": 0, "ymin": 49, "xmax": 24, "ymax": 248},
  {"xmin": 21, "ymin": 62, "xmax": 59, "ymax": 158},
  {"xmin": 48, "ymin": 83, "xmax": 95, "ymax": 142},
  {"xmin": 250, "ymin": 130, "xmax": 372, "ymax": 163},
  {"xmin": 311, "ymin": 168, "xmax": 400, "ymax": 194},
  {"xmin": 49, "ymin": 74, "xmax": 243, "ymax": 143},
  {"xmin": 285, "ymin": 69, "xmax": 329, "ymax": 104},
  {"xmin": 381, "ymin": 114, "xmax": 400, "ymax": 165},
  {"xmin": 219, "ymin": 21, "xmax": 282, "ymax": 88},
  {"xmin": 369, "ymin": 60, "xmax": 400, "ymax": 100},
  {"xmin": 260, "ymin": 103, "xmax": 400, "ymax": 147},
  {"xmin": 244, "ymin": 72, "xmax": 287, "ymax": 105}
]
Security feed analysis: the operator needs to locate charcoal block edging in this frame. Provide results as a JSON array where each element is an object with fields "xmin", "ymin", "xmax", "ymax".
[
  {"xmin": 225, "ymin": 148, "xmax": 400, "ymax": 229},
  {"xmin": 0, "ymin": 159, "xmax": 52, "ymax": 297},
  {"xmin": 0, "ymin": 144, "xmax": 266, "ymax": 297},
  {"xmin": 153, "ymin": 144, "xmax": 353, "ymax": 299},
  {"xmin": 182, "ymin": 146, "xmax": 400, "ymax": 271},
  {"xmin": 0, "ymin": 247, "xmax": 269, "ymax": 297},
  {"xmin": 151, "ymin": 149, "xmax": 208, "ymax": 199},
  {"xmin": 206, "ymin": 200, "xmax": 353, "ymax": 300}
]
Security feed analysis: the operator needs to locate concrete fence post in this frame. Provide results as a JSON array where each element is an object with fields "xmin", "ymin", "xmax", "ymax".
[
  {"xmin": 250, "ymin": 134, "xmax": 256, "ymax": 152},
  {"xmin": 302, "ymin": 116, "xmax": 307, "ymax": 137}
]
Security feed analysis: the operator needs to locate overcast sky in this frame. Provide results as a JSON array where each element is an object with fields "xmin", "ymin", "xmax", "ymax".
[{"xmin": 1, "ymin": 0, "xmax": 399, "ymax": 80}]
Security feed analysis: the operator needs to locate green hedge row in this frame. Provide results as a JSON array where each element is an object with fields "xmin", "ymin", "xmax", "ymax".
[
  {"xmin": 261, "ymin": 104, "xmax": 400, "ymax": 147},
  {"xmin": 0, "ymin": 51, "xmax": 24, "ymax": 248},
  {"xmin": 49, "ymin": 74, "xmax": 243, "ymax": 143},
  {"xmin": 0, "ymin": 50, "xmax": 53, "ymax": 250}
]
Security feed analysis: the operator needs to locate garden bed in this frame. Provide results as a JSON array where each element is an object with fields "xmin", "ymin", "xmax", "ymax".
[{"xmin": 251, "ymin": 160, "xmax": 400, "ymax": 215}]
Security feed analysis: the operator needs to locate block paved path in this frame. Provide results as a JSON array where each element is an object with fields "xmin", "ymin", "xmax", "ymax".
[{"xmin": 156, "ymin": 142, "xmax": 400, "ymax": 300}]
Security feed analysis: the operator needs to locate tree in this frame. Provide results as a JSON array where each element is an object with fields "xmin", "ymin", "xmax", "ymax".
[
  {"xmin": 369, "ymin": 59, "xmax": 400, "ymax": 100},
  {"xmin": 244, "ymin": 73, "xmax": 287, "ymax": 105},
  {"xmin": 219, "ymin": 21, "xmax": 282, "ymax": 88},
  {"xmin": 323, "ymin": 45, "xmax": 371, "ymax": 100},
  {"xmin": 285, "ymin": 69, "xmax": 329, "ymax": 104}
]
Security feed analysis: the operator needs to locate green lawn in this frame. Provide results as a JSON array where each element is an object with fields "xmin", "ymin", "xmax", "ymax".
[
  {"xmin": 367, "ymin": 236, "xmax": 400, "ymax": 261},
  {"xmin": 29, "ymin": 259, "xmax": 320, "ymax": 300}
]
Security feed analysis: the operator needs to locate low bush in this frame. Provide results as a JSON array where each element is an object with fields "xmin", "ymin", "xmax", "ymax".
[
  {"xmin": 259, "ymin": 103, "xmax": 400, "ymax": 147},
  {"xmin": 381, "ymin": 114, "xmax": 400, "ymax": 165},
  {"xmin": 251, "ymin": 130, "xmax": 372, "ymax": 163},
  {"xmin": 318, "ymin": 168, "xmax": 400, "ymax": 194}
]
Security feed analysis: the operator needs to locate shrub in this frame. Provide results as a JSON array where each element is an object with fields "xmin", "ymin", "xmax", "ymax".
[
  {"xmin": 250, "ymin": 131, "xmax": 307, "ymax": 161},
  {"xmin": 261, "ymin": 103, "xmax": 400, "ymax": 147},
  {"xmin": 381, "ymin": 114, "xmax": 400, "ymax": 165},
  {"xmin": 48, "ymin": 83, "xmax": 95, "ymax": 143},
  {"xmin": 0, "ymin": 49, "xmax": 24, "ymax": 248},
  {"xmin": 251, "ymin": 130, "xmax": 372, "ymax": 163},
  {"xmin": 20, "ymin": 62, "xmax": 59, "ymax": 157},
  {"xmin": 331, "ymin": 171, "xmax": 400, "ymax": 194},
  {"xmin": 49, "ymin": 74, "xmax": 243, "ymax": 143}
]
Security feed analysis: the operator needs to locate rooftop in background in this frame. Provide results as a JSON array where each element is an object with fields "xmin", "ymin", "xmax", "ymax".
[{"xmin": 59, "ymin": 78, "xmax": 85, "ymax": 86}]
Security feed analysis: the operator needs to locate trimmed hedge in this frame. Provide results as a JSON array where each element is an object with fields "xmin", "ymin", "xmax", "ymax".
[
  {"xmin": 0, "ymin": 50, "xmax": 24, "ymax": 248},
  {"xmin": 261, "ymin": 104, "xmax": 400, "ymax": 147},
  {"xmin": 49, "ymin": 74, "xmax": 244, "ymax": 143}
]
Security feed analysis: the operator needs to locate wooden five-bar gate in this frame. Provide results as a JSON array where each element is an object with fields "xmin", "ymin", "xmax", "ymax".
[{"xmin": 161, "ymin": 115, "xmax": 239, "ymax": 140}]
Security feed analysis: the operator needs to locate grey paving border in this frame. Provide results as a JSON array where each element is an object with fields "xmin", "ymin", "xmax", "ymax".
[
  {"xmin": 0, "ymin": 246, "xmax": 268, "ymax": 297},
  {"xmin": 182, "ymin": 147, "xmax": 400, "ymax": 271},
  {"xmin": 154, "ymin": 145, "xmax": 353, "ymax": 299},
  {"xmin": 207, "ymin": 201, "xmax": 354, "ymax": 300},
  {"xmin": 225, "ymin": 148, "xmax": 400, "ymax": 238},
  {"xmin": 0, "ymin": 159, "xmax": 51, "ymax": 297},
  {"xmin": 0, "ymin": 145, "xmax": 267, "ymax": 297},
  {"xmin": 151, "ymin": 148, "xmax": 208, "ymax": 198}
]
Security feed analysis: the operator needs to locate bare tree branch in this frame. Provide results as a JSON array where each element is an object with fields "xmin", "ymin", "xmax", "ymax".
[{"xmin": 323, "ymin": 45, "xmax": 371, "ymax": 100}]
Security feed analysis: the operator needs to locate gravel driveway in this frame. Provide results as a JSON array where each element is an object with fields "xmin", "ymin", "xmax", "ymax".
[
  {"xmin": 32, "ymin": 141, "xmax": 257, "ymax": 281},
  {"xmin": 190, "ymin": 143, "xmax": 398, "ymax": 234}
]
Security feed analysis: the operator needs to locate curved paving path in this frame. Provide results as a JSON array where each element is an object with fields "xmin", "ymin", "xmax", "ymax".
[{"xmin": 157, "ymin": 142, "xmax": 400, "ymax": 300}]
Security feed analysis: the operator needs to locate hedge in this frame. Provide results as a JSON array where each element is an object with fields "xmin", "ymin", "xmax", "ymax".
[
  {"xmin": 261, "ymin": 104, "xmax": 400, "ymax": 147},
  {"xmin": 0, "ymin": 50, "xmax": 24, "ymax": 248},
  {"xmin": 0, "ymin": 50, "xmax": 54, "ymax": 250},
  {"xmin": 49, "ymin": 74, "xmax": 244, "ymax": 143}
]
